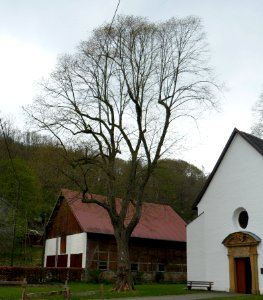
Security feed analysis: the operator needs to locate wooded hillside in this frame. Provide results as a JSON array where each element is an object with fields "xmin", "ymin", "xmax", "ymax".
[{"xmin": 0, "ymin": 124, "xmax": 206, "ymax": 265}]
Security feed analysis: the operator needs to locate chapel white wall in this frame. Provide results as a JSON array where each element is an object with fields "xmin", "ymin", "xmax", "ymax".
[
  {"xmin": 187, "ymin": 212, "xmax": 205, "ymax": 280},
  {"xmin": 187, "ymin": 134, "xmax": 263, "ymax": 293}
]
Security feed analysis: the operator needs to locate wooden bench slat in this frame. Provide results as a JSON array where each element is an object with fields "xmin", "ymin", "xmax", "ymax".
[
  {"xmin": 187, "ymin": 280, "xmax": 213, "ymax": 284},
  {"xmin": 187, "ymin": 281, "xmax": 213, "ymax": 284},
  {"xmin": 187, "ymin": 280, "xmax": 214, "ymax": 291}
]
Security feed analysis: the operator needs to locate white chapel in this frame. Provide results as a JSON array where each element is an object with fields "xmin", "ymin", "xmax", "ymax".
[{"xmin": 187, "ymin": 128, "xmax": 263, "ymax": 294}]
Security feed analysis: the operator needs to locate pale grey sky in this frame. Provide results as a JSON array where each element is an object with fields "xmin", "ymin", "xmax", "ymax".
[{"xmin": 0, "ymin": 0, "xmax": 262, "ymax": 172}]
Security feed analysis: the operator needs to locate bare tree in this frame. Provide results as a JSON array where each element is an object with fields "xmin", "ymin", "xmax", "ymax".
[
  {"xmin": 24, "ymin": 15, "xmax": 218, "ymax": 290},
  {"xmin": 251, "ymin": 91, "xmax": 263, "ymax": 137}
]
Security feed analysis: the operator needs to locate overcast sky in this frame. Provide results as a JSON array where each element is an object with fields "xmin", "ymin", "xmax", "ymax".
[{"xmin": 0, "ymin": 0, "xmax": 262, "ymax": 173}]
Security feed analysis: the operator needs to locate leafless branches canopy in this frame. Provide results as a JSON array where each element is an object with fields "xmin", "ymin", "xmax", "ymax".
[
  {"xmin": 251, "ymin": 91, "xmax": 263, "ymax": 137},
  {"xmin": 25, "ymin": 15, "xmax": 217, "ymax": 290}
]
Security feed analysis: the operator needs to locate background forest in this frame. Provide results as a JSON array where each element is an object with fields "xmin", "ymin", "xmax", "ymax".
[{"xmin": 0, "ymin": 122, "xmax": 206, "ymax": 266}]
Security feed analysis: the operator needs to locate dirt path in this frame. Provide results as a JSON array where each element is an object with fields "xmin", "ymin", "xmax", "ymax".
[{"xmin": 113, "ymin": 293, "xmax": 242, "ymax": 300}]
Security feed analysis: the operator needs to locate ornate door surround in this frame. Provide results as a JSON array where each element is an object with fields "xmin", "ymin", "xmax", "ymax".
[{"xmin": 222, "ymin": 231, "xmax": 261, "ymax": 294}]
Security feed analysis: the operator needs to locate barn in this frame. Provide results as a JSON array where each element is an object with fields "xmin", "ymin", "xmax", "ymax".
[{"xmin": 44, "ymin": 189, "xmax": 186, "ymax": 281}]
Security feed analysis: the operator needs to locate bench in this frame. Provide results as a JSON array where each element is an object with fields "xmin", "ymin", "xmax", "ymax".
[{"xmin": 187, "ymin": 281, "xmax": 214, "ymax": 291}]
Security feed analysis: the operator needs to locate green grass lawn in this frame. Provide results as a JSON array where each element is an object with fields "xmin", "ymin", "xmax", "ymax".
[
  {"xmin": 0, "ymin": 283, "xmax": 194, "ymax": 300},
  {"xmin": 1, "ymin": 282, "xmax": 263, "ymax": 300}
]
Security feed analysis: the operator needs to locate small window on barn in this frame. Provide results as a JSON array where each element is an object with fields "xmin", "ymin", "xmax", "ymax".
[
  {"xmin": 98, "ymin": 261, "xmax": 108, "ymax": 270},
  {"xmin": 238, "ymin": 210, "xmax": 249, "ymax": 229},
  {"xmin": 158, "ymin": 263, "xmax": 165, "ymax": 272},
  {"xmin": 60, "ymin": 236, "xmax": 66, "ymax": 254},
  {"xmin": 131, "ymin": 263, "xmax": 138, "ymax": 271}
]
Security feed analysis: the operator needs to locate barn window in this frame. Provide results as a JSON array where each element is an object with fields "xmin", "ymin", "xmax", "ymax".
[
  {"xmin": 158, "ymin": 263, "xmax": 165, "ymax": 272},
  {"xmin": 238, "ymin": 210, "xmax": 249, "ymax": 229},
  {"xmin": 60, "ymin": 236, "xmax": 66, "ymax": 254},
  {"xmin": 131, "ymin": 263, "xmax": 138, "ymax": 271},
  {"xmin": 98, "ymin": 261, "xmax": 108, "ymax": 270}
]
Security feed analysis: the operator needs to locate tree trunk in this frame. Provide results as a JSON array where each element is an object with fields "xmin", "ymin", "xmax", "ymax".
[{"xmin": 114, "ymin": 233, "xmax": 134, "ymax": 291}]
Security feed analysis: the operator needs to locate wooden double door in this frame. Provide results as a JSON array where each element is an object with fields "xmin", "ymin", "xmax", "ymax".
[{"xmin": 235, "ymin": 257, "xmax": 252, "ymax": 294}]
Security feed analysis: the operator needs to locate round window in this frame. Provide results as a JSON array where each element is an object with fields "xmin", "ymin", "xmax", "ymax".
[{"xmin": 238, "ymin": 210, "xmax": 249, "ymax": 229}]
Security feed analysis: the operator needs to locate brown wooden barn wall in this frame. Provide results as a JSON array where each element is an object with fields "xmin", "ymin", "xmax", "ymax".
[
  {"xmin": 46, "ymin": 198, "xmax": 82, "ymax": 238},
  {"xmin": 86, "ymin": 233, "xmax": 186, "ymax": 272}
]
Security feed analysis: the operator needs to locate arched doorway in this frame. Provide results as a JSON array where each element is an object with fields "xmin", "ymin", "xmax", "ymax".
[{"xmin": 222, "ymin": 232, "xmax": 261, "ymax": 294}]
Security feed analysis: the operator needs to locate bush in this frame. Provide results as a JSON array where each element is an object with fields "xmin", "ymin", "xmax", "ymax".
[
  {"xmin": 155, "ymin": 271, "xmax": 164, "ymax": 283},
  {"xmin": 0, "ymin": 267, "xmax": 83, "ymax": 283},
  {"xmin": 88, "ymin": 269, "xmax": 103, "ymax": 283},
  {"xmin": 132, "ymin": 271, "xmax": 144, "ymax": 284}
]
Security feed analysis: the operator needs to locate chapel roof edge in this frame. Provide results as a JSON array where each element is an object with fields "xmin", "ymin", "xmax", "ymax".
[{"xmin": 192, "ymin": 128, "xmax": 263, "ymax": 210}]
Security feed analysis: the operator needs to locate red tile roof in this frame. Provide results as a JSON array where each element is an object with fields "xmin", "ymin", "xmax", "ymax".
[{"xmin": 61, "ymin": 189, "xmax": 186, "ymax": 242}]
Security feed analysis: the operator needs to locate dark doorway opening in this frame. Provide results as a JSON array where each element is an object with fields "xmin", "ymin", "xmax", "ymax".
[{"xmin": 235, "ymin": 257, "xmax": 252, "ymax": 294}]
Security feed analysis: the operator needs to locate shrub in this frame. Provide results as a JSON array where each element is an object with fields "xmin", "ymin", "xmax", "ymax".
[
  {"xmin": 155, "ymin": 271, "xmax": 164, "ymax": 283},
  {"xmin": 88, "ymin": 269, "xmax": 103, "ymax": 283},
  {"xmin": 0, "ymin": 267, "xmax": 83, "ymax": 283},
  {"xmin": 132, "ymin": 271, "xmax": 144, "ymax": 284}
]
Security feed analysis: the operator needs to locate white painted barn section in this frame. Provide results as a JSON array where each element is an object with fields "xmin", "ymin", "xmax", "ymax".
[
  {"xmin": 44, "ymin": 233, "xmax": 87, "ymax": 268},
  {"xmin": 187, "ymin": 128, "xmax": 263, "ymax": 294}
]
